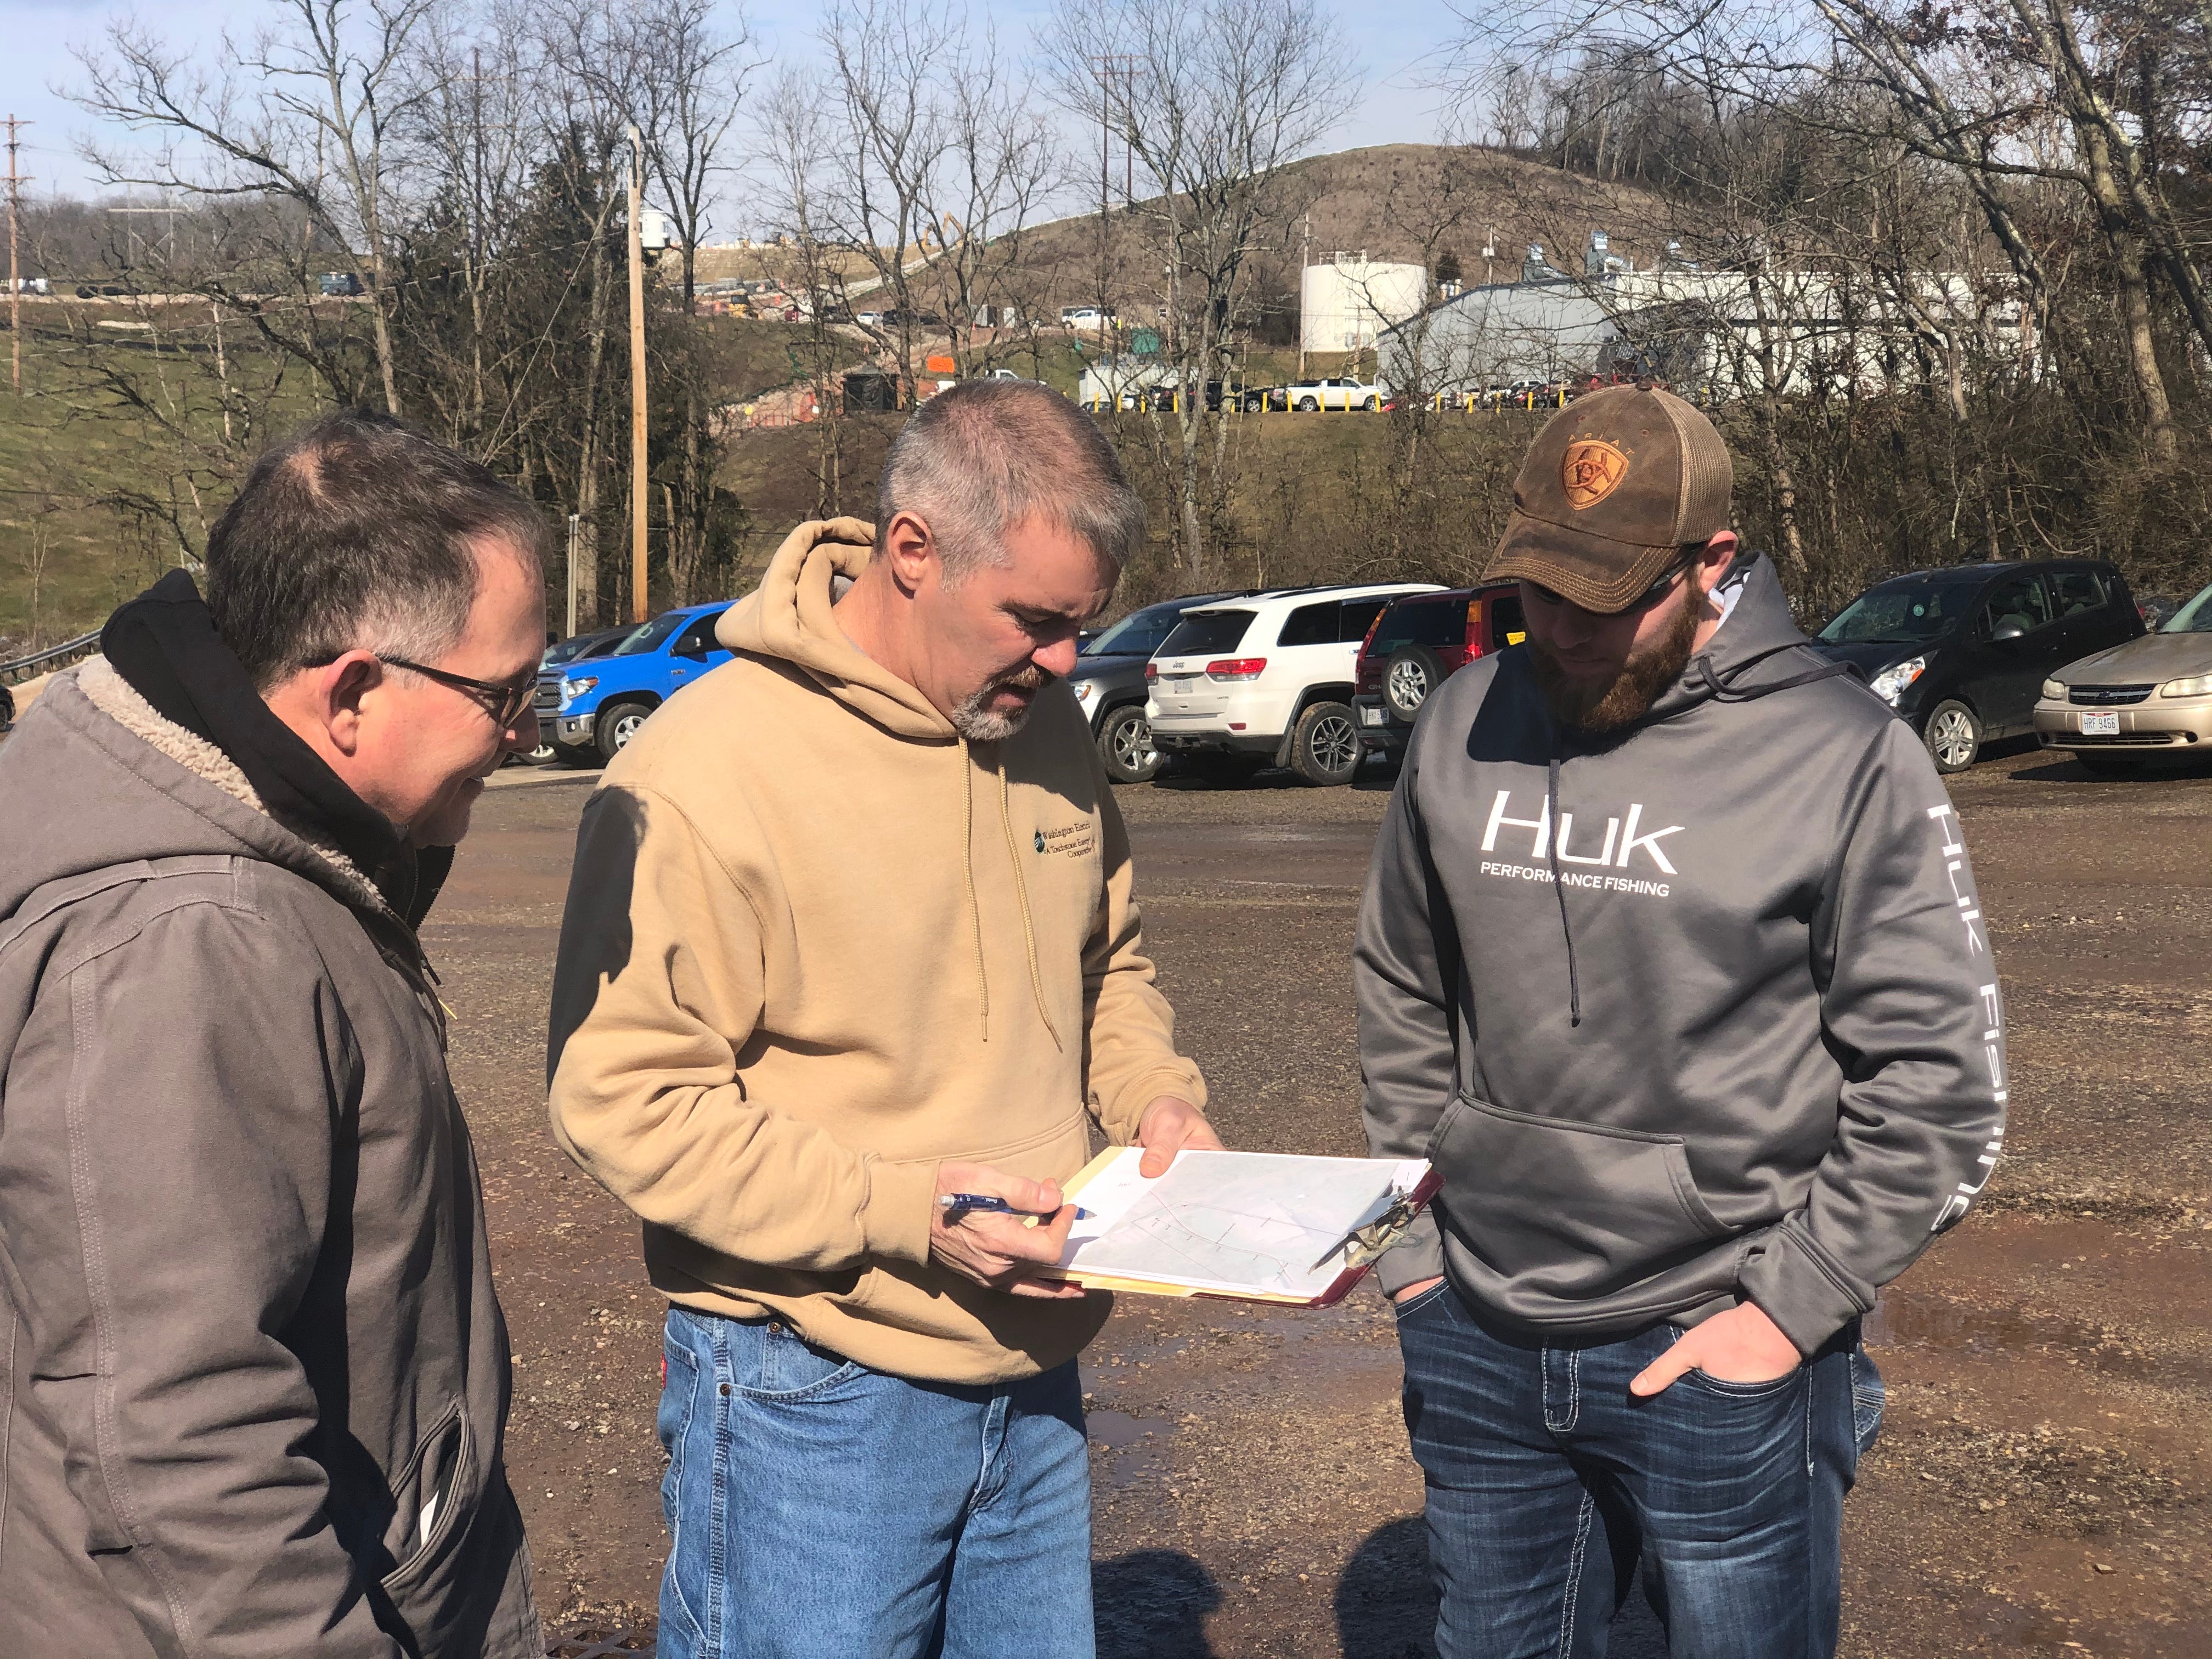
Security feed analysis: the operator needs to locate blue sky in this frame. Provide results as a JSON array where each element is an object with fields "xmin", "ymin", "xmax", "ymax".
[{"xmin": 1, "ymin": 0, "xmax": 1463, "ymax": 228}]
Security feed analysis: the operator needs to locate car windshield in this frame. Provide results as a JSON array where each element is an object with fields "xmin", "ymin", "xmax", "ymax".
[
  {"xmin": 544, "ymin": 633, "xmax": 607, "ymax": 667},
  {"xmin": 1818, "ymin": 578, "xmax": 1974, "ymax": 644},
  {"xmin": 2160, "ymin": 581, "xmax": 2212, "ymax": 633},
  {"xmin": 1082, "ymin": 606, "xmax": 1182, "ymax": 658},
  {"xmin": 1158, "ymin": 610, "xmax": 1256, "ymax": 657},
  {"xmin": 611, "ymin": 613, "xmax": 687, "ymax": 656}
]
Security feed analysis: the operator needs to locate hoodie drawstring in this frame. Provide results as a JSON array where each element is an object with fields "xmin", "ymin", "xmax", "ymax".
[
  {"xmin": 1546, "ymin": 754, "xmax": 1583, "ymax": 1029},
  {"xmin": 957, "ymin": 741, "xmax": 1062, "ymax": 1049},
  {"xmin": 961, "ymin": 741, "xmax": 990, "ymax": 1043},
  {"xmin": 997, "ymin": 764, "xmax": 1063, "ymax": 1052}
]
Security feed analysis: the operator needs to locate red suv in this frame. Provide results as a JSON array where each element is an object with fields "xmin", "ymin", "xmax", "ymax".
[{"xmin": 1352, "ymin": 583, "xmax": 1526, "ymax": 761}]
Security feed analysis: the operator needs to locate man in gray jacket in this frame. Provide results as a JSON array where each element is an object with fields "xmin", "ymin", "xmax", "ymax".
[
  {"xmin": 1359, "ymin": 384, "xmax": 2004, "ymax": 1659},
  {"xmin": 0, "ymin": 411, "xmax": 545, "ymax": 1656}
]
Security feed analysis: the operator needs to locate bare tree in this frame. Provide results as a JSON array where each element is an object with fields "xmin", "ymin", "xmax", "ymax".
[
  {"xmin": 634, "ymin": 0, "xmax": 757, "ymax": 315},
  {"xmin": 1049, "ymin": 0, "xmax": 1343, "ymax": 581},
  {"xmin": 398, "ymin": 3, "xmax": 543, "ymax": 453},
  {"xmin": 74, "ymin": 0, "xmax": 438, "ymax": 414},
  {"xmin": 758, "ymin": 66, "xmax": 857, "ymax": 520},
  {"xmin": 531, "ymin": 0, "xmax": 648, "ymax": 624}
]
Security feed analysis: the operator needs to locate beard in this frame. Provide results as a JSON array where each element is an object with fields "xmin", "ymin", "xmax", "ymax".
[
  {"xmin": 950, "ymin": 663, "xmax": 1054, "ymax": 742},
  {"xmin": 1527, "ymin": 594, "xmax": 1701, "ymax": 733}
]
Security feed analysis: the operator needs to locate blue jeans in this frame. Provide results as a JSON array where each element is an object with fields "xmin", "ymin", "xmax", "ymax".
[
  {"xmin": 654, "ymin": 1305, "xmax": 1094, "ymax": 1659},
  {"xmin": 1395, "ymin": 1282, "xmax": 1883, "ymax": 1659}
]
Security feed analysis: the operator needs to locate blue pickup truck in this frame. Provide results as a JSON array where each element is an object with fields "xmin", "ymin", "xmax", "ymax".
[{"xmin": 535, "ymin": 601, "xmax": 735, "ymax": 765}]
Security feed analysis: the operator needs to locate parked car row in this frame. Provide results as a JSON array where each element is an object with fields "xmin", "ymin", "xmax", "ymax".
[
  {"xmin": 1805, "ymin": 558, "xmax": 2152, "ymax": 773},
  {"xmin": 534, "ymin": 555, "xmax": 2211, "ymax": 788}
]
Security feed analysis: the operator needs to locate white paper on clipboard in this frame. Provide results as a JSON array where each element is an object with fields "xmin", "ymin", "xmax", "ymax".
[{"xmin": 1047, "ymin": 1147, "xmax": 1430, "ymax": 1301}]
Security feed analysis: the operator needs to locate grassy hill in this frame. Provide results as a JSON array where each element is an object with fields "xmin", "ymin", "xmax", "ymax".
[
  {"xmin": 0, "ymin": 140, "xmax": 1649, "ymax": 650},
  {"xmin": 999, "ymin": 143, "xmax": 1674, "ymax": 323}
]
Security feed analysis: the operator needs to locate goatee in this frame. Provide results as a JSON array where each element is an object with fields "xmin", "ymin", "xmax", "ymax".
[
  {"xmin": 950, "ymin": 663, "xmax": 1053, "ymax": 742},
  {"xmin": 1527, "ymin": 596, "xmax": 1701, "ymax": 732}
]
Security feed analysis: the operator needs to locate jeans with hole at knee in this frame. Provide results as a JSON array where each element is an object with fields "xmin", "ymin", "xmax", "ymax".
[
  {"xmin": 1395, "ymin": 1280, "xmax": 1883, "ymax": 1659},
  {"xmin": 654, "ymin": 1305, "xmax": 1094, "ymax": 1659}
]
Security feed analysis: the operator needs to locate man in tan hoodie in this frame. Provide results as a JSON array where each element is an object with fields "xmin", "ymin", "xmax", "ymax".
[{"xmin": 548, "ymin": 379, "xmax": 1214, "ymax": 1659}]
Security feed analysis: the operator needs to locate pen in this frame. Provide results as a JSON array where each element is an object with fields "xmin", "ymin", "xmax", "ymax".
[{"xmin": 939, "ymin": 1193, "xmax": 1095, "ymax": 1225}]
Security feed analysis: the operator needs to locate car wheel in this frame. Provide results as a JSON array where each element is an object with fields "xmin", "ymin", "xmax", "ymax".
[
  {"xmin": 1385, "ymin": 645, "xmax": 1445, "ymax": 723},
  {"xmin": 1098, "ymin": 704, "xmax": 1161, "ymax": 784},
  {"xmin": 1296, "ymin": 396, "xmax": 1319, "ymax": 412},
  {"xmin": 2078, "ymin": 751, "xmax": 2147, "ymax": 777},
  {"xmin": 595, "ymin": 700, "xmax": 653, "ymax": 764},
  {"xmin": 1363, "ymin": 395, "xmax": 1380, "ymax": 410},
  {"xmin": 1922, "ymin": 699, "xmax": 1981, "ymax": 774},
  {"xmin": 1291, "ymin": 701, "xmax": 1362, "ymax": 786}
]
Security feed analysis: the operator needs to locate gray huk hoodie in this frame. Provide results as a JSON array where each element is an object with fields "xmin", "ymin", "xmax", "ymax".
[
  {"xmin": 0, "ymin": 662, "xmax": 537, "ymax": 1658},
  {"xmin": 1357, "ymin": 555, "xmax": 2006, "ymax": 1355}
]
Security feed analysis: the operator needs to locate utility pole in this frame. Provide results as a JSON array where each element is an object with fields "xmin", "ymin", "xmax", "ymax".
[
  {"xmin": 7, "ymin": 116, "xmax": 30, "ymax": 395},
  {"xmin": 627, "ymin": 122, "xmax": 649, "ymax": 625},
  {"xmin": 566, "ymin": 514, "xmax": 582, "ymax": 637}
]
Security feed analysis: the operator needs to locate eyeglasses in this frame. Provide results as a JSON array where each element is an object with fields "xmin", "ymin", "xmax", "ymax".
[{"xmin": 381, "ymin": 656, "xmax": 539, "ymax": 730}]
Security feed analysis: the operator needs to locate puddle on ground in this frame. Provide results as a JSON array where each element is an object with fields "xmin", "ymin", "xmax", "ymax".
[
  {"xmin": 1087, "ymin": 1409, "xmax": 1173, "ymax": 1489},
  {"xmin": 1867, "ymin": 1287, "xmax": 2204, "ymax": 1387}
]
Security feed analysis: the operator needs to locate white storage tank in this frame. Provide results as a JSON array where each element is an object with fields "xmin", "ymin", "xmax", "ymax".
[{"xmin": 1300, "ymin": 256, "xmax": 1427, "ymax": 354}]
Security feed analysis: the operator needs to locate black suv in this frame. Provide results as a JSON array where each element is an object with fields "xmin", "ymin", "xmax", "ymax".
[
  {"xmin": 1065, "ymin": 592, "xmax": 1248, "ymax": 782},
  {"xmin": 1810, "ymin": 559, "xmax": 2143, "ymax": 772}
]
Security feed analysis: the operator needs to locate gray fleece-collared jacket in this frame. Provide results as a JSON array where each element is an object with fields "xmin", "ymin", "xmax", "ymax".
[
  {"xmin": 1357, "ymin": 555, "xmax": 2006, "ymax": 1355},
  {"xmin": 0, "ymin": 661, "xmax": 538, "ymax": 1658}
]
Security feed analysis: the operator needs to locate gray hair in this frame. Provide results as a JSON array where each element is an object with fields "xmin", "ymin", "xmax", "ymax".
[{"xmin": 874, "ymin": 380, "xmax": 1146, "ymax": 580}]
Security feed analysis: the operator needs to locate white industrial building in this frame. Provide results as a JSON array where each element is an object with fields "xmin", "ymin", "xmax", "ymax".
[
  {"xmin": 1378, "ymin": 232, "xmax": 2029, "ymax": 402},
  {"xmin": 1077, "ymin": 358, "xmax": 1176, "ymax": 409},
  {"xmin": 1301, "ymin": 254, "xmax": 1427, "ymax": 355}
]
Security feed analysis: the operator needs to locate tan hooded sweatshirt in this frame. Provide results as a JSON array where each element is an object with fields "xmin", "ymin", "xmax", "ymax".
[{"xmin": 547, "ymin": 518, "xmax": 1206, "ymax": 1384}]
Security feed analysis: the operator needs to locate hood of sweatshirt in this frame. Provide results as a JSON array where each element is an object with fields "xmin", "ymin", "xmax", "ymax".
[
  {"xmin": 1639, "ymin": 552, "xmax": 1849, "ymax": 725},
  {"xmin": 716, "ymin": 517, "xmax": 955, "ymax": 741}
]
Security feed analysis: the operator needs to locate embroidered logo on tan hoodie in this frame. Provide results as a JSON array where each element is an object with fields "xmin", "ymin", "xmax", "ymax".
[{"xmin": 547, "ymin": 518, "xmax": 1205, "ymax": 1385}]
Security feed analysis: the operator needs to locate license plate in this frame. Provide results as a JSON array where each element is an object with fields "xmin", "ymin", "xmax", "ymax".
[
  {"xmin": 2081, "ymin": 711, "xmax": 2120, "ymax": 736},
  {"xmin": 1361, "ymin": 706, "xmax": 1384, "ymax": 726}
]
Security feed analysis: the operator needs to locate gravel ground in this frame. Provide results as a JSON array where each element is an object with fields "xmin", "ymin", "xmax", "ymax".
[{"xmin": 442, "ymin": 741, "xmax": 2211, "ymax": 1657}]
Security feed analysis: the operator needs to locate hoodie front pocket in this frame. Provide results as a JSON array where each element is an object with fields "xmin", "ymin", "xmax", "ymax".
[{"xmin": 1430, "ymin": 1094, "xmax": 1729, "ymax": 1301}]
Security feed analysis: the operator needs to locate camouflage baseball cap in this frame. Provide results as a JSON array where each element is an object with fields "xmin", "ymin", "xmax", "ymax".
[{"xmin": 1485, "ymin": 382, "xmax": 1734, "ymax": 613}]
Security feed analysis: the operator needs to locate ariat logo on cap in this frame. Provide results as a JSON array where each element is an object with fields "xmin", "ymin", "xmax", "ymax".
[{"xmin": 1561, "ymin": 438, "xmax": 1629, "ymax": 510}]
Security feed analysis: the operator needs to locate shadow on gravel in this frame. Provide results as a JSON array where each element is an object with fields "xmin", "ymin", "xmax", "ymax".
[
  {"xmin": 1095, "ymin": 1549, "xmax": 1222, "ymax": 1658},
  {"xmin": 1334, "ymin": 1517, "xmax": 1435, "ymax": 1656},
  {"xmin": 1330, "ymin": 1516, "xmax": 1668, "ymax": 1659}
]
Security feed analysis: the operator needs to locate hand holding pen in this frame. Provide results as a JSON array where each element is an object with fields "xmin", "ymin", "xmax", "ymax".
[
  {"xmin": 927, "ymin": 1161, "xmax": 1092, "ymax": 1300},
  {"xmin": 938, "ymin": 1193, "xmax": 1096, "ymax": 1226}
]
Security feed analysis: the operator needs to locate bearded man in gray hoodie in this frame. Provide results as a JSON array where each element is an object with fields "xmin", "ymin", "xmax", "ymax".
[
  {"xmin": 0, "ymin": 410, "xmax": 544, "ymax": 1657},
  {"xmin": 1359, "ymin": 383, "xmax": 2004, "ymax": 1659}
]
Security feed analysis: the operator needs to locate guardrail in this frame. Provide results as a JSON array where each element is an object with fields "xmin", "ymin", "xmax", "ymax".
[{"xmin": 1, "ymin": 630, "xmax": 101, "ymax": 687}]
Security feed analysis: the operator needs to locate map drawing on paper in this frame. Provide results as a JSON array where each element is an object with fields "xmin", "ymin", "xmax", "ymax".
[{"xmin": 1058, "ymin": 1150, "xmax": 1427, "ymax": 1300}]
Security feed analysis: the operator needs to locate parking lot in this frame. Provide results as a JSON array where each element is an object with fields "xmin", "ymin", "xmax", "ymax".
[{"xmin": 451, "ymin": 746, "xmax": 2210, "ymax": 1657}]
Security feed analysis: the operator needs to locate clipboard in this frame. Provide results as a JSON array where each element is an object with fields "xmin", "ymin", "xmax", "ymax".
[{"xmin": 1041, "ymin": 1147, "xmax": 1442, "ymax": 1308}]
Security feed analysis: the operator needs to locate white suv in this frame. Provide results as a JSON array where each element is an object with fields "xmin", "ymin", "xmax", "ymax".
[{"xmin": 1145, "ymin": 582, "xmax": 1444, "ymax": 784}]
